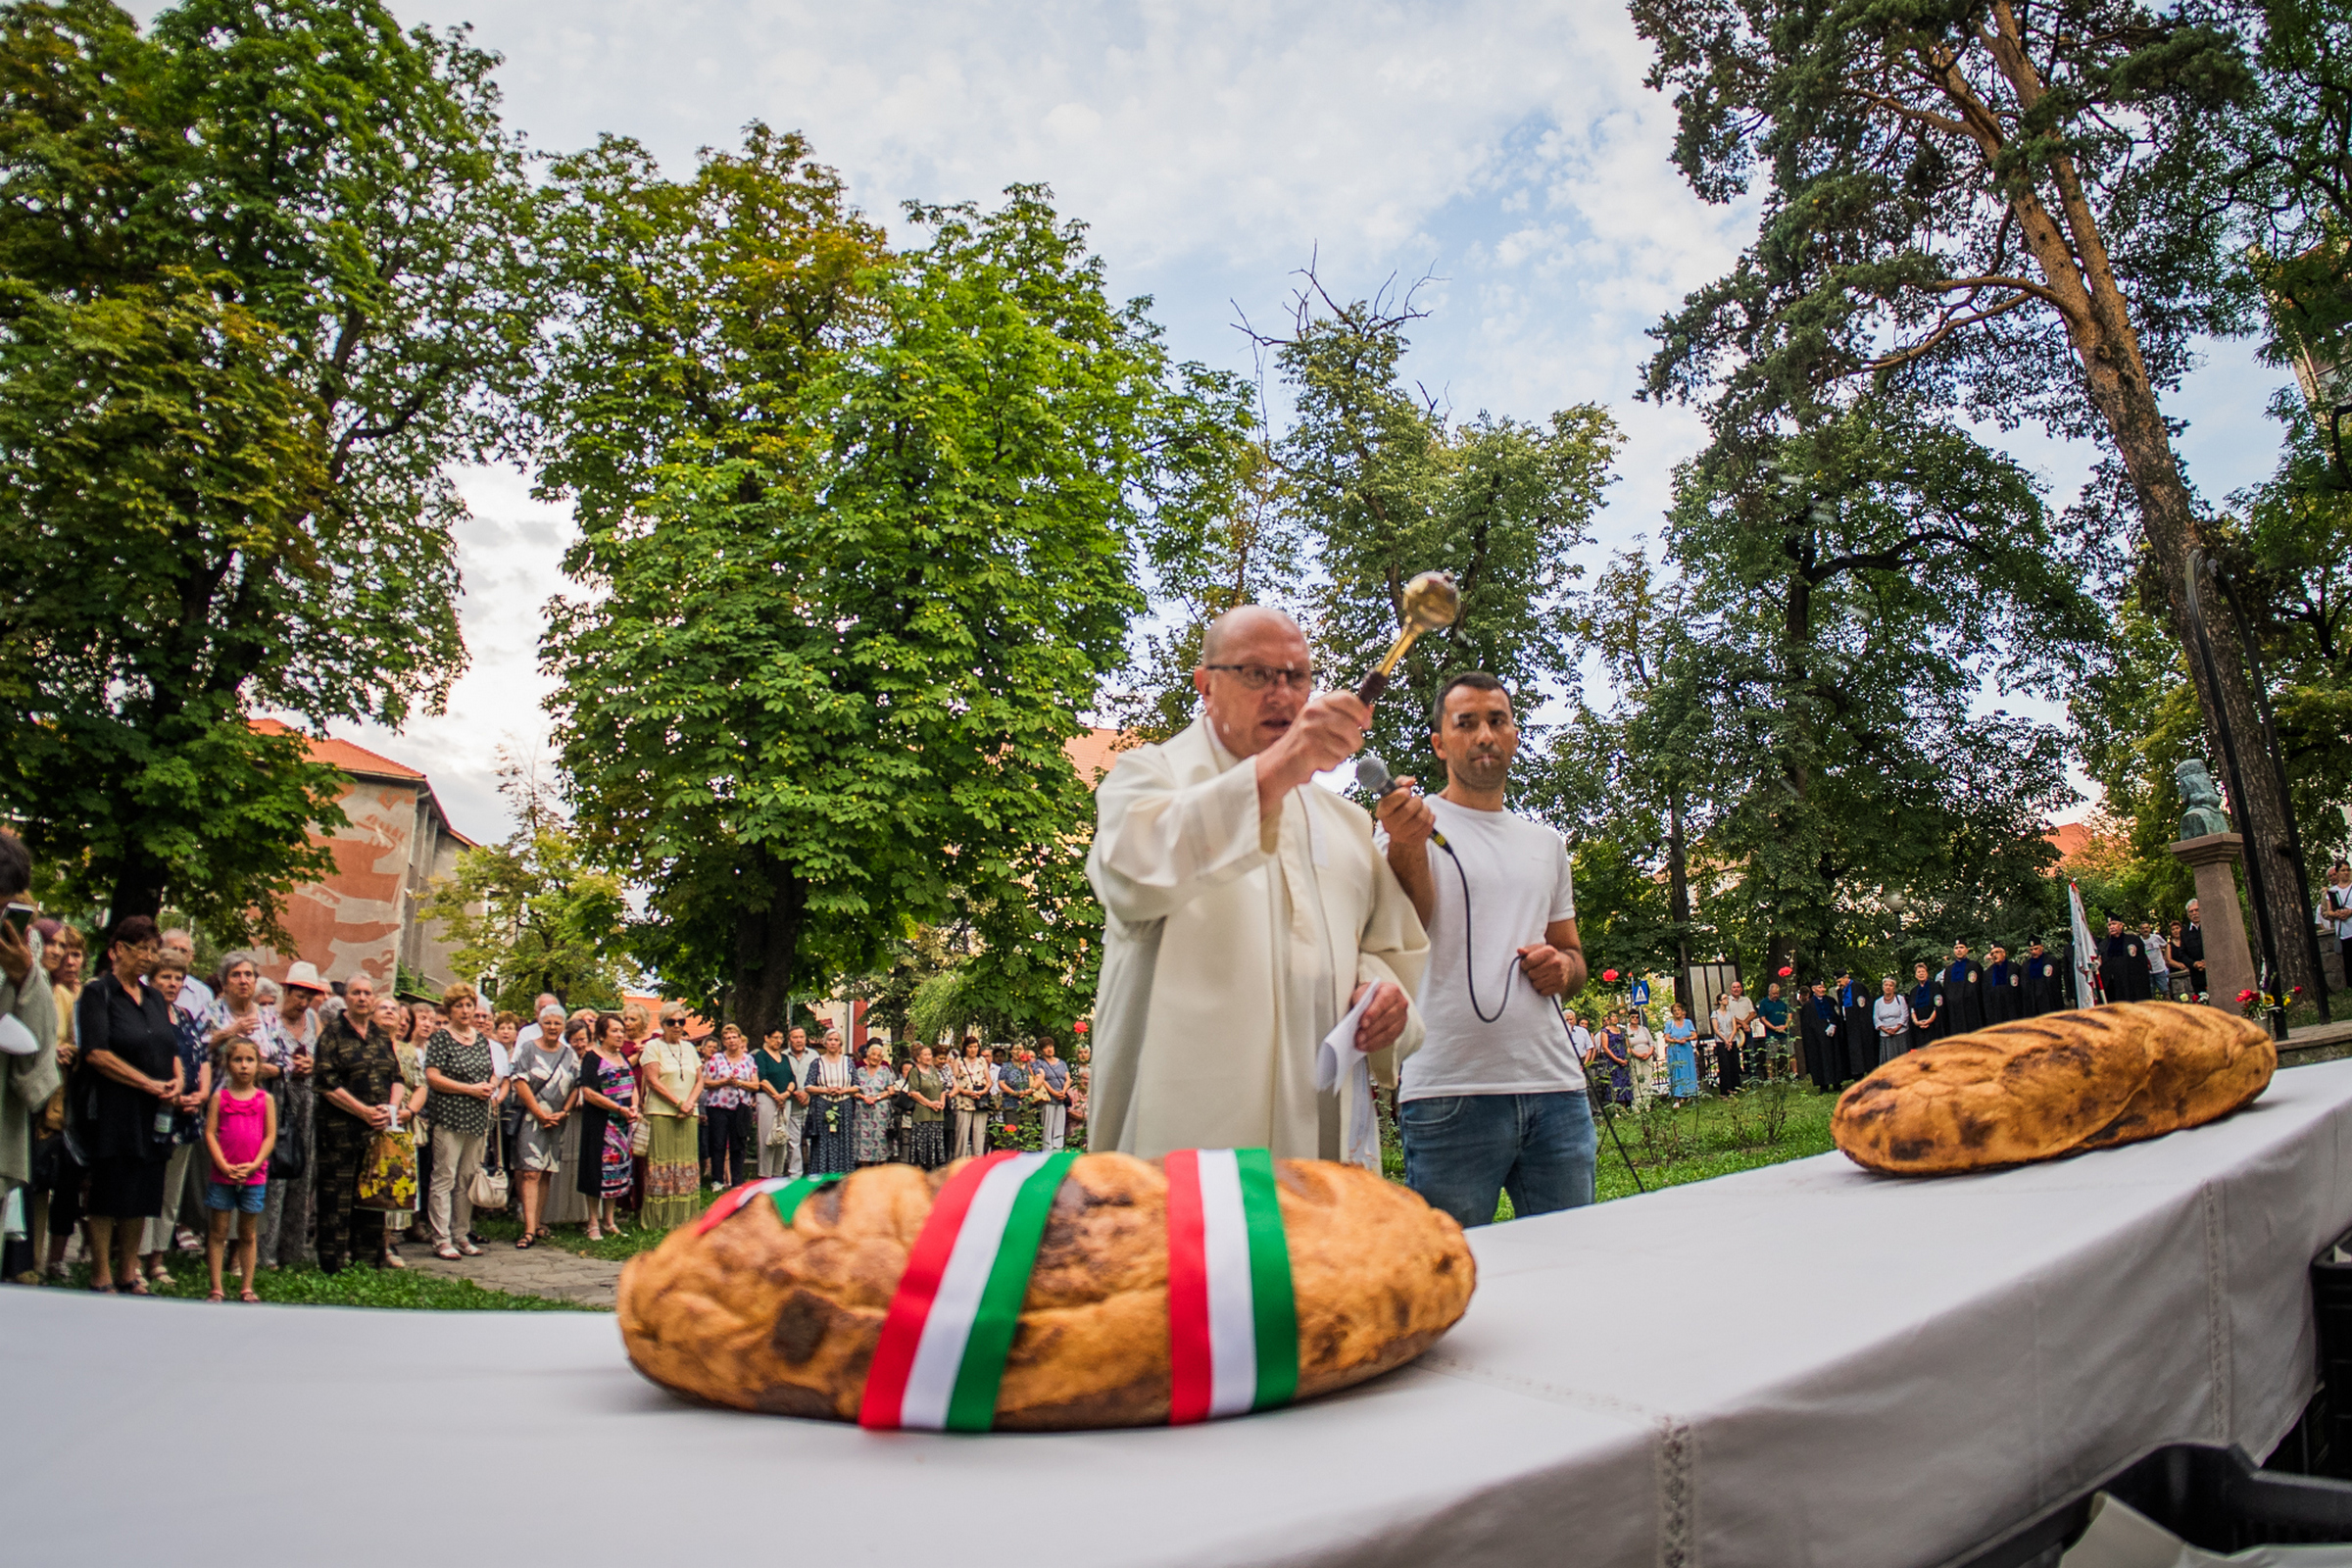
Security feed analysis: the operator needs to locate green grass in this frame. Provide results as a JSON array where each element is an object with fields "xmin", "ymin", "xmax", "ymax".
[
  {"xmin": 1590, "ymin": 1081, "xmax": 1839, "ymax": 1204},
  {"xmin": 50, "ymin": 1246, "xmax": 596, "ymax": 1310},
  {"xmin": 1380, "ymin": 1078, "xmax": 1842, "ymax": 1221}
]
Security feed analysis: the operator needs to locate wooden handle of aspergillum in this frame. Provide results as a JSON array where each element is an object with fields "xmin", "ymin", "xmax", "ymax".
[{"xmin": 1355, "ymin": 668, "xmax": 1391, "ymax": 708}]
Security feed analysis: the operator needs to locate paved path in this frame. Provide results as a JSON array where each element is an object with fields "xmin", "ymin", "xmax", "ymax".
[{"xmin": 405, "ymin": 1241, "xmax": 621, "ymax": 1308}]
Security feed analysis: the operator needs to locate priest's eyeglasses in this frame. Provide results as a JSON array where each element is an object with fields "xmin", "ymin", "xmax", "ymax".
[{"xmin": 1202, "ymin": 663, "xmax": 1315, "ymax": 691}]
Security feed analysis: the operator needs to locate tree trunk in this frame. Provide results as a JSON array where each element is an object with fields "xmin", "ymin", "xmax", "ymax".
[
  {"xmin": 731, "ymin": 857, "xmax": 807, "ymax": 1043},
  {"xmin": 103, "ymin": 859, "xmax": 168, "ymax": 933},
  {"xmin": 1950, "ymin": 12, "xmax": 2321, "ymax": 1001}
]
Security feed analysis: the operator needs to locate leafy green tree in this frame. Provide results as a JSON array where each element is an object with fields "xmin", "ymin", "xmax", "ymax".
[
  {"xmin": 1661, "ymin": 400, "xmax": 2098, "ymax": 974},
  {"xmin": 540, "ymin": 143, "xmax": 1238, "ymax": 1041},
  {"xmin": 419, "ymin": 755, "xmax": 629, "ymax": 1010},
  {"xmin": 1245, "ymin": 277, "xmax": 1620, "ymax": 782},
  {"xmin": 0, "ymin": 0, "xmax": 540, "ymax": 936},
  {"xmin": 1631, "ymin": 0, "xmax": 2320, "ymax": 993}
]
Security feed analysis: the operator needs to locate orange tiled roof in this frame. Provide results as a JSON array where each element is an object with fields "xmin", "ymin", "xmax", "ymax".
[{"xmin": 251, "ymin": 717, "xmax": 427, "ymax": 782}]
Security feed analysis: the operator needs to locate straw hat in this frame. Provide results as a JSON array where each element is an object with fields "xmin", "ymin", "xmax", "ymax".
[{"xmin": 280, "ymin": 960, "xmax": 330, "ymax": 994}]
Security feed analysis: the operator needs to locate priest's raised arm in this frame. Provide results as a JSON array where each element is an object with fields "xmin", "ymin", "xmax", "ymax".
[{"xmin": 1085, "ymin": 607, "xmax": 1427, "ymax": 1161}]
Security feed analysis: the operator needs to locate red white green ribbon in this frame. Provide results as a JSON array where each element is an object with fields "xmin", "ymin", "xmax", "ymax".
[
  {"xmin": 858, "ymin": 1151, "xmax": 1078, "ymax": 1432},
  {"xmin": 692, "ymin": 1173, "xmax": 842, "ymax": 1238},
  {"xmin": 1163, "ymin": 1148, "xmax": 1298, "ymax": 1423}
]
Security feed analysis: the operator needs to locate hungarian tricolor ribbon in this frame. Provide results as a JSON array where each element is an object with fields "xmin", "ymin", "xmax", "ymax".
[
  {"xmin": 859, "ymin": 1151, "xmax": 1078, "ymax": 1432},
  {"xmin": 708, "ymin": 1151, "xmax": 1299, "ymax": 1433},
  {"xmin": 1163, "ymin": 1148, "xmax": 1298, "ymax": 1423},
  {"xmin": 692, "ymin": 1173, "xmax": 843, "ymax": 1237}
]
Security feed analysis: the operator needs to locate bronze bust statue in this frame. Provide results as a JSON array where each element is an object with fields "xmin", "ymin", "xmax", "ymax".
[{"xmin": 2176, "ymin": 759, "xmax": 2232, "ymax": 839}]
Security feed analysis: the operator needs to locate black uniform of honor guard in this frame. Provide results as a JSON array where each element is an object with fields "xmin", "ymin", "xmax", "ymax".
[
  {"xmin": 2023, "ymin": 940, "xmax": 2068, "ymax": 1015},
  {"xmin": 1982, "ymin": 944, "xmax": 2023, "ymax": 1025},
  {"xmin": 2098, "ymin": 917, "xmax": 2151, "ymax": 1003},
  {"xmin": 1908, "ymin": 961, "xmax": 1944, "ymax": 1053},
  {"xmin": 1838, "ymin": 971, "xmax": 1876, "ymax": 1084},
  {"xmin": 1801, "ymin": 983, "xmax": 1839, "ymax": 1093},
  {"xmin": 1943, "ymin": 943, "xmax": 1986, "ymax": 1035}
]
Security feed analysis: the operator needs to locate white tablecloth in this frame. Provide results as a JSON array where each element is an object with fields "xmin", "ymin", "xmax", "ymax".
[{"xmin": 10, "ymin": 1060, "xmax": 2352, "ymax": 1568}]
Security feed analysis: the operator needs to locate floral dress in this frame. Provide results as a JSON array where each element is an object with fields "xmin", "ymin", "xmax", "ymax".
[
  {"xmin": 578, "ymin": 1051, "xmax": 636, "ymax": 1200},
  {"xmin": 851, "ymin": 1064, "xmax": 897, "ymax": 1166},
  {"xmin": 805, "ymin": 1054, "xmax": 856, "ymax": 1176}
]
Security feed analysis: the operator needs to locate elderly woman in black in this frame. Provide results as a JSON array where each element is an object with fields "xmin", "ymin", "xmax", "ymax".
[{"xmin": 74, "ymin": 915, "xmax": 181, "ymax": 1294}]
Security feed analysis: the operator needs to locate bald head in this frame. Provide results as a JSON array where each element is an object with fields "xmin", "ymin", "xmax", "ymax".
[
  {"xmin": 1200, "ymin": 604, "xmax": 1303, "ymax": 664},
  {"xmin": 1195, "ymin": 606, "xmax": 1314, "ymax": 759}
]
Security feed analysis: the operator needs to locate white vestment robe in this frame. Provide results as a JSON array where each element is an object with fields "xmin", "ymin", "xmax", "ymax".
[{"xmin": 1085, "ymin": 716, "xmax": 1429, "ymax": 1160}]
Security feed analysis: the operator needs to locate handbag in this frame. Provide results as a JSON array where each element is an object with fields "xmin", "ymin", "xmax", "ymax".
[
  {"xmin": 356, "ymin": 1124, "xmax": 418, "ymax": 1211},
  {"xmin": 630, "ymin": 1114, "xmax": 652, "ymax": 1157},
  {"xmin": 467, "ymin": 1148, "xmax": 510, "ymax": 1211},
  {"xmin": 266, "ymin": 1082, "xmax": 307, "ymax": 1180}
]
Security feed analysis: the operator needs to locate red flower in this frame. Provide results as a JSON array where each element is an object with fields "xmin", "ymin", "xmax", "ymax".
[
  {"xmin": 1778, "ymin": 965, "xmax": 1793, "ymax": 978},
  {"xmin": 1602, "ymin": 968, "xmax": 1620, "ymax": 983},
  {"xmin": 2237, "ymin": 988, "xmax": 2259, "ymax": 1005},
  {"xmin": 1073, "ymin": 1021, "xmax": 1089, "ymax": 1034}
]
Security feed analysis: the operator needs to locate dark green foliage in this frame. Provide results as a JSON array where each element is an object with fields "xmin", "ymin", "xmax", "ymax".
[{"xmin": 0, "ymin": 0, "xmax": 540, "ymax": 935}]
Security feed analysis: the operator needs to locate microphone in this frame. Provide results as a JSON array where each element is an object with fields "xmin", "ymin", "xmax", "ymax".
[{"xmin": 1356, "ymin": 754, "xmax": 1446, "ymax": 849}]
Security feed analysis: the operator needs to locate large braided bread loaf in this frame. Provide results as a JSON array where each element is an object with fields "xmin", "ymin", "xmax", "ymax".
[
  {"xmin": 1833, "ymin": 1002, "xmax": 2276, "ymax": 1176},
  {"xmin": 616, "ymin": 1152, "xmax": 1474, "ymax": 1428}
]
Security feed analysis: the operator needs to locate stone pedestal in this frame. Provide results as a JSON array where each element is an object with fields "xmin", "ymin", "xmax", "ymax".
[{"xmin": 2171, "ymin": 832, "xmax": 2256, "ymax": 1015}]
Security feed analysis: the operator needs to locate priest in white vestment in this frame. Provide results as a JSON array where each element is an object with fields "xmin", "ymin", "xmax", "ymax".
[{"xmin": 1086, "ymin": 606, "xmax": 1428, "ymax": 1159}]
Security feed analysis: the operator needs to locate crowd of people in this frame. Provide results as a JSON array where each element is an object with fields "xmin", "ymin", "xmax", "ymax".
[
  {"xmin": 1575, "ymin": 899, "xmax": 2219, "ymax": 1108},
  {"xmin": 0, "ymin": 835, "xmax": 1092, "ymax": 1298}
]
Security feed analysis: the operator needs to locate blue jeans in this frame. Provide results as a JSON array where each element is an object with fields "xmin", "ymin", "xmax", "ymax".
[{"xmin": 1399, "ymin": 1091, "xmax": 1596, "ymax": 1229}]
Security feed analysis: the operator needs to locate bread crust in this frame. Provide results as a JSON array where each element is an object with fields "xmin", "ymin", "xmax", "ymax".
[
  {"xmin": 615, "ymin": 1152, "xmax": 1476, "ymax": 1427},
  {"xmin": 1832, "ymin": 1003, "xmax": 2275, "ymax": 1176}
]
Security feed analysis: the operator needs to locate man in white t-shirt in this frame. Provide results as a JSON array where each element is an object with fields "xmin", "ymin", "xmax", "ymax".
[{"xmin": 1377, "ymin": 672, "xmax": 1591, "ymax": 1228}]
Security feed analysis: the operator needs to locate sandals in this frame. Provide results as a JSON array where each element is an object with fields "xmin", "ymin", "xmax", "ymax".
[
  {"xmin": 456, "ymin": 1239, "xmax": 482, "ymax": 1257},
  {"xmin": 434, "ymin": 1245, "xmax": 462, "ymax": 1261},
  {"xmin": 584, "ymin": 1227, "xmax": 604, "ymax": 1242},
  {"xmin": 118, "ymin": 1278, "xmax": 150, "ymax": 1296},
  {"xmin": 239, "ymin": 1288, "xmax": 261, "ymax": 1302},
  {"xmin": 206, "ymin": 1289, "xmax": 224, "ymax": 1301},
  {"xmin": 514, "ymin": 1234, "xmax": 536, "ymax": 1250}
]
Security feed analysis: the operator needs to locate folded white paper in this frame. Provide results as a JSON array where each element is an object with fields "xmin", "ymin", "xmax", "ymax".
[{"xmin": 1316, "ymin": 988, "xmax": 1380, "ymax": 1173}]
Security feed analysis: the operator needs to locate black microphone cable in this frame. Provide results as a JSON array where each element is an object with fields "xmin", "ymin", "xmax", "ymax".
[{"xmin": 1361, "ymin": 753, "xmax": 1645, "ymax": 1194}]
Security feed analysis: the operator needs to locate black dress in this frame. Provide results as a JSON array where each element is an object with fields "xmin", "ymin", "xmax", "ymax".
[
  {"xmin": 574, "ymin": 1053, "xmax": 614, "ymax": 1200},
  {"xmin": 2100, "ymin": 934, "xmax": 2151, "ymax": 1002},
  {"xmin": 1909, "ymin": 981, "xmax": 1945, "ymax": 1053},
  {"xmin": 2023, "ymin": 952, "xmax": 2068, "ymax": 1014},
  {"xmin": 1838, "ymin": 983, "xmax": 1876, "ymax": 1083},
  {"xmin": 74, "ymin": 972, "xmax": 176, "ymax": 1218},
  {"xmin": 1983, "ymin": 960, "xmax": 2022, "ymax": 1025},
  {"xmin": 1943, "ymin": 960, "xmax": 1985, "ymax": 1035}
]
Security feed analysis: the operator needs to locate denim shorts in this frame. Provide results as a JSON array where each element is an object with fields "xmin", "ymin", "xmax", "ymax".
[{"xmin": 204, "ymin": 1180, "xmax": 267, "ymax": 1215}]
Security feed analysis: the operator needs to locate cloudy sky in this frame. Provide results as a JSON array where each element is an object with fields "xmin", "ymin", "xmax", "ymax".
[{"xmin": 342, "ymin": 0, "xmax": 2284, "ymax": 841}]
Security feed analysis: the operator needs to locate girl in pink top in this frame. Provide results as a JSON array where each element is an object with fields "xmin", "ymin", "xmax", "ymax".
[{"xmin": 203, "ymin": 1039, "xmax": 277, "ymax": 1301}]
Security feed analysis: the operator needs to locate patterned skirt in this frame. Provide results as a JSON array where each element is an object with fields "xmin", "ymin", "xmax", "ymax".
[
  {"xmin": 642, "ymin": 1114, "xmax": 701, "ymax": 1230},
  {"xmin": 905, "ymin": 1120, "xmax": 948, "ymax": 1170},
  {"xmin": 806, "ymin": 1099, "xmax": 856, "ymax": 1176}
]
